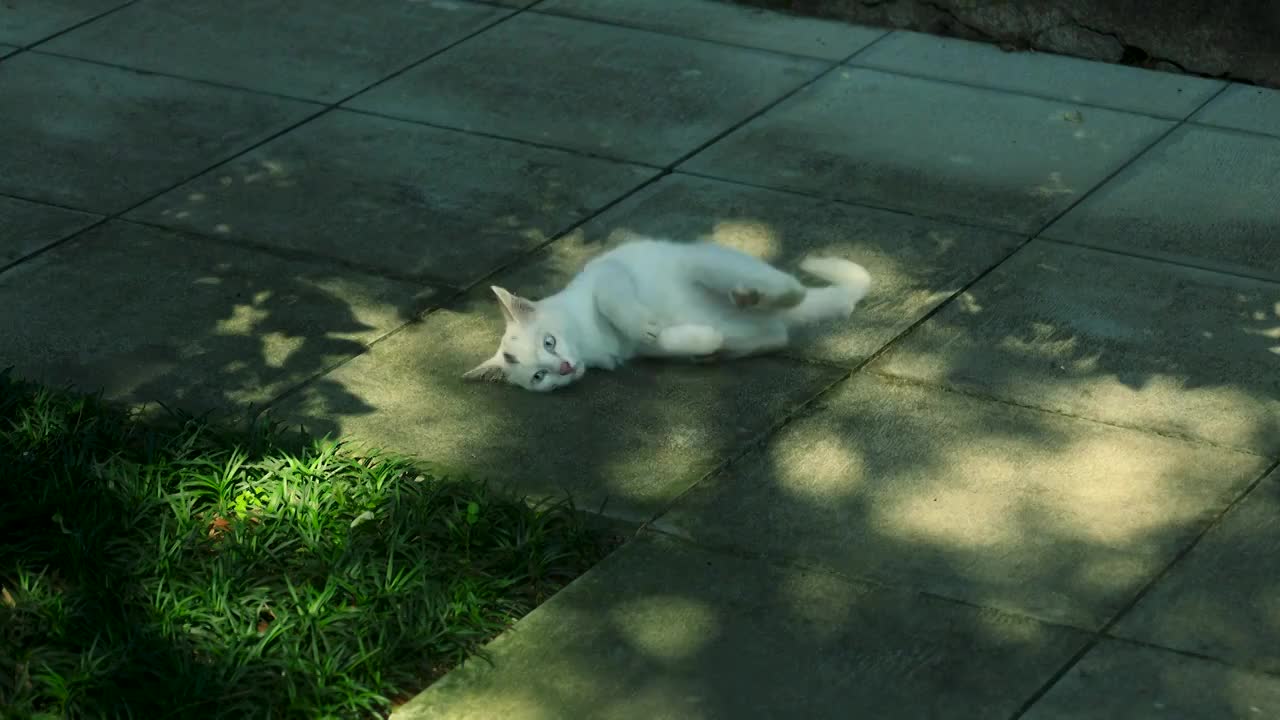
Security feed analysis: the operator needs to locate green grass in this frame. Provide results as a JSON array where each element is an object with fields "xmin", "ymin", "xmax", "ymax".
[{"xmin": 0, "ymin": 370, "xmax": 612, "ymax": 719}]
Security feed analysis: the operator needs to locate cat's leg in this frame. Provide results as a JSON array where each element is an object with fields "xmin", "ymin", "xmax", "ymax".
[
  {"xmin": 591, "ymin": 266, "xmax": 722, "ymax": 356},
  {"xmin": 687, "ymin": 243, "xmax": 808, "ymax": 310},
  {"xmin": 655, "ymin": 324, "xmax": 724, "ymax": 356},
  {"xmin": 590, "ymin": 261, "xmax": 662, "ymax": 343},
  {"xmin": 695, "ymin": 322, "xmax": 789, "ymax": 362}
]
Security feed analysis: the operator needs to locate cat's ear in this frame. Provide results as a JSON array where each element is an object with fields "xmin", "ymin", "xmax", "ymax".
[
  {"xmin": 462, "ymin": 354, "xmax": 508, "ymax": 383},
  {"xmin": 491, "ymin": 286, "xmax": 536, "ymax": 324}
]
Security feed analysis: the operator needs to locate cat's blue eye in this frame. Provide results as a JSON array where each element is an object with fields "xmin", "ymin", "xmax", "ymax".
[
  {"xmin": 543, "ymin": 334, "xmax": 556, "ymax": 351},
  {"xmin": 532, "ymin": 370, "xmax": 547, "ymax": 383}
]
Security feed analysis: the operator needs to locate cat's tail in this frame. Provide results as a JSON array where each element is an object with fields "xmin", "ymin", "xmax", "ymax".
[{"xmin": 785, "ymin": 256, "xmax": 872, "ymax": 326}]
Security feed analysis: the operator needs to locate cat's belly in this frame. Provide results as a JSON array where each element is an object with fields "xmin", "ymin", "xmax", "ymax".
[
  {"xmin": 650, "ymin": 292, "xmax": 751, "ymax": 331},
  {"xmin": 644, "ymin": 286, "xmax": 720, "ymax": 324},
  {"xmin": 576, "ymin": 326, "xmax": 635, "ymax": 370},
  {"xmin": 650, "ymin": 290, "xmax": 789, "ymax": 348}
]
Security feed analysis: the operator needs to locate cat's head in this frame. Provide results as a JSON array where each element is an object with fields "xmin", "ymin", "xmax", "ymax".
[{"xmin": 462, "ymin": 286, "xmax": 586, "ymax": 392}]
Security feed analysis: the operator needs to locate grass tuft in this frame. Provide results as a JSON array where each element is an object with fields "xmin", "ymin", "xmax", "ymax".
[{"xmin": 0, "ymin": 369, "xmax": 611, "ymax": 719}]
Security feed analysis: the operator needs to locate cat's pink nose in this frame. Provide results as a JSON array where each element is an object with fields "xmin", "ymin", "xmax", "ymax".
[{"xmin": 558, "ymin": 361, "xmax": 574, "ymax": 376}]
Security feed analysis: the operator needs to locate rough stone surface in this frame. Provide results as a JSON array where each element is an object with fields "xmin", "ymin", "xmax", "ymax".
[
  {"xmin": 655, "ymin": 373, "xmax": 1266, "ymax": 627},
  {"xmin": 0, "ymin": 0, "xmax": 125, "ymax": 45},
  {"xmin": 507, "ymin": 173, "xmax": 1023, "ymax": 366},
  {"xmin": 0, "ymin": 220, "xmax": 433, "ymax": 413},
  {"xmin": 345, "ymin": 12, "xmax": 827, "ymax": 165},
  {"xmin": 3, "ymin": 3, "xmax": 1278, "ymax": 715},
  {"xmin": 1192, "ymin": 83, "xmax": 1280, "ymax": 138},
  {"xmin": 538, "ymin": 0, "xmax": 887, "ymax": 60},
  {"xmin": 682, "ymin": 68, "xmax": 1174, "ymax": 232},
  {"xmin": 0, "ymin": 53, "xmax": 316, "ymax": 214},
  {"xmin": 394, "ymin": 533, "xmax": 1089, "ymax": 720},
  {"xmin": 130, "ymin": 110, "xmax": 656, "ymax": 287},
  {"xmin": 42, "ymin": 0, "xmax": 508, "ymax": 102},
  {"xmin": 271, "ymin": 284, "xmax": 841, "ymax": 522},
  {"xmin": 725, "ymin": 0, "xmax": 1280, "ymax": 89},
  {"xmin": 1045, "ymin": 125, "xmax": 1280, "ymax": 281},
  {"xmin": 1033, "ymin": 22, "xmax": 1123, "ymax": 62},
  {"xmin": 0, "ymin": 195, "xmax": 99, "ymax": 266},
  {"xmin": 853, "ymin": 30, "xmax": 1224, "ymax": 118},
  {"xmin": 1023, "ymin": 640, "xmax": 1280, "ymax": 718},
  {"xmin": 1112, "ymin": 470, "xmax": 1280, "ymax": 674},
  {"xmin": 872, "ymin": 241, "xmax": 1280, "ymax": 456}
]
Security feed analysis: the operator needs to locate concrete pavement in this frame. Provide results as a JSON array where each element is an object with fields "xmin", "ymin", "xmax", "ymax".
[{"xmin": 2, "ymin": 1, "xmax": 1278, "ymax": 717}]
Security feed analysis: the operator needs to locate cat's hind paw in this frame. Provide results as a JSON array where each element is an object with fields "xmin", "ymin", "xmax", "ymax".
[
  {"xmin": 730, "ymin": 279, "xmax": 806, "ymax": 310},
  {"xmin": 772, "ymin": 281, "xmax": 807, "ymax": 309},
  {"xmin": 729, "ymin": 286, "xmax": 762, "ymax": 309}
]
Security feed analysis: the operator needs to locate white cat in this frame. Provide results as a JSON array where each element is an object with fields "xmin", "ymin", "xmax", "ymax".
[{"xmin": 463, "ymin": 236, "xmax": 872, "ymax": 392}]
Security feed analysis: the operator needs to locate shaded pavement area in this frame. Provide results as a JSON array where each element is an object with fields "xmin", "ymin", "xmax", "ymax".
[{"xmin": 2, "ymin": 1, "xmax": 1279, "ymax": 717}]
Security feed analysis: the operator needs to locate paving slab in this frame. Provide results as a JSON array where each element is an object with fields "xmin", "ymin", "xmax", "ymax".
[
  {"xmin": 345, "ymin": 12, "xmax": 827, "ymax": 165},
  {"xmin": 851, "ymin": 30, "xmax": 1224, "ymax": 118},
  {"xmin": 41, "ymin": 0, "xmax": 509, "ymax": 102},
  {"xmin": 130, "ymin": 110, "xmax": 655, "ymax": 287},
  {"xmin": 1023, "ymin": 640, "xmax": 1280, "ymax": 719},
  {"xmin": 537, "ymin": 0, "xmax": 886, "ymax": 60},
  {"xmin": 270, "ymin": 285, "xmax": 840, "ymax": 521},
  {"xmin": 0, "ymin": 195, "xmax": 99, "ymax": 266},
  {"xmin": 0, "ymin": 53, "xmax": 316, "ymax": 214},
  {"xmin": 655, "ymin": 373, "xmax": 1267, "ymax": 627},
  {"xmin": 1111, "ymin": 469, "xmax": 1280, "ymax": 673},
  {"xmin": 871, "ymin": 240, "xmax": 1280, "ymax": 456},
  {"xmin": 1045, "ymin": 124, "xmax": 1280, "ymax": 280},
  {"xmin": 501, "ymin": 172, "xmax": 1023, "ymax": 366},
  {"xmin": 681, "ymin": 67, "xmax": 1174, "ymax": 233},
  {"xmin": 0, "ymin": 0, "xmax": 125, "ymax": 45},
  {"xmin": 0, "ymin": 220, "xmax": 434, "ymax": 413},
  {"xmin": 1191, "ymin": 83, "xmax": 1280, "ymax": 138},
  {"xmin": 394, "ymin": 532, "xmax": 1089, "ymax": 720}
]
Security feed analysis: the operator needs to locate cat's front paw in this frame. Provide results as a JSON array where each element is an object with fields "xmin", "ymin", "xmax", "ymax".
[
  {"xmin": 637, "ymin": 315, "xmax": 662, "ymax": 343},
  {"xmin": 658, "ymin": 324, "xmax": 724, "ymax": 356}
]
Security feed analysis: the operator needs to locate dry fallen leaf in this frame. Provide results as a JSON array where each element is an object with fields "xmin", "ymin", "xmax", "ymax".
[{"xmin": 207, "ymin": 516, "xmax": 231, "ymax": 540}]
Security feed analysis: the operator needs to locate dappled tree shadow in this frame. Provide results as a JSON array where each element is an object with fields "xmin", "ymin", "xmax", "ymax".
[
  {"xmin": 397, "ymin": 516, "xmax": 1280, "ymax": 719},
  {"xmin": 257, "ymin": 170, "xmax": 1280, "ymax": 716},
  {"xmin": 7, "ymin": 172, "xmax": 1278, "ymax": 714},
  {"xmin": 655, "ymin": 371, "xmax": 1269, "ymax": 626},
  {"xmin": 0, "ymin": 219, "xmax": 430, "ymax": 424},
  {"xmin": 1104, "ymin": 468, "xmax": 1280, "ymax": 676},
  {"xmin": 3, "ymin": 120, "xmax": 1277, "ymax": 720},
  {"xmin": 396, "ymin": 532, "xmax": 1094, "ymax": 719},
  {"xmin": 8, "ymin": 0, "xmax": 1278, "ymax": 715},
  {"xmin": 872, "ymin": 239, "xmax": 1280, "ymax": 456},
  {"xmin": 269, "ymin": 285, "xmax": 839, "ymax": 523},
  {"xmin": 125, "ymin": 110, "xmax": 656, "ymax": 289},
  {"xmin": 265, "ymin": 171, "xmax": 1037, "ymax": 523}
]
